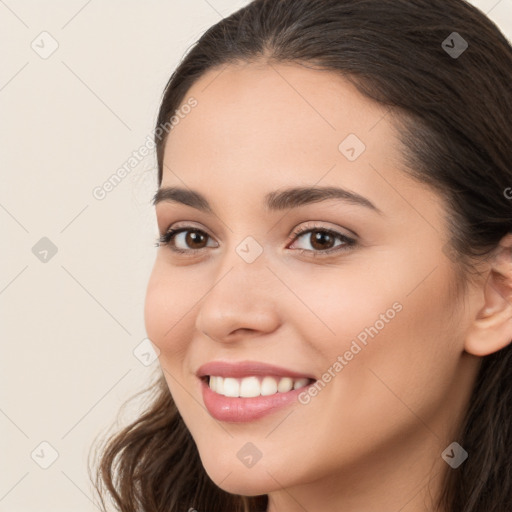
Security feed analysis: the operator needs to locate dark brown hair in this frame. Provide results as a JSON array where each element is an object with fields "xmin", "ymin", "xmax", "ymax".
[{"xmin": 89, "ymin": 1, "xmax": 512, "ymax": 510}]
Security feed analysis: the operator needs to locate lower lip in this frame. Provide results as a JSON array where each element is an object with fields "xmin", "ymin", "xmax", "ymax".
[{"xmin": 200, "ymin": 377, "xmax": 315, "ymax": 423}]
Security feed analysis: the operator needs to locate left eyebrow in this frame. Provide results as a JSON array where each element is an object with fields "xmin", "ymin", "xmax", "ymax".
[{"xmin": 152, "ymin": 185, "xmax": 382, "ymax": 214}]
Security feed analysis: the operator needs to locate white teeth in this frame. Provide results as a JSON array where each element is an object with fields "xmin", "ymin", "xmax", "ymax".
[
  {"xmin": 277, "ymin": 377, "xmax": 293, "ymax": 393},
  {"xmin": 293, "ymin": 378, "xmax": 309, "ymax": 390},
  {"xmin": 260, "ymin": 376, "xmax": 278, "ymax": 396},
  {"xmin": 208, "ymin": 375, "xmax": 311, "ymax": 397},
  {"xmin": 239, "ymin": 376, "xmax": 260, "ymax": 398},
  {"xmin": 209, "ymin": 376, "xmax": 223, "ymax": 392},
  {"xmin": 223, "ymin": 377, "xmax": 240, "ymax": 397}
]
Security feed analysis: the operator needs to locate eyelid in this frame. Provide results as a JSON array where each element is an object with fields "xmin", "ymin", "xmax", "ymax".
[
  {"xmin": 288, "ymin": 220, "xmax": 357, "ymax": 241},
  {"xmin": 286, "ymin": 222, "xmax": 357, "ymax": 256},
  {"xmin": 158, "ymin": 219, "xmax": 208, "ymax": 235},
  {"xmin": 157, "ymin": 221, "xmax": 357, "ymax": 256},
  {"xmin": 159, "ymin": 221, "xmax": 216, "ymax": 243}
]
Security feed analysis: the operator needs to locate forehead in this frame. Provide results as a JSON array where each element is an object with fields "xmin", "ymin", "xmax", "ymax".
[
  {"xmin": 162, "ymin": 61, "xmax": 403, "ymax": 190},
  {"xmin": 168, "ymin": 61, "xmax": 392, "ymax": 148}
]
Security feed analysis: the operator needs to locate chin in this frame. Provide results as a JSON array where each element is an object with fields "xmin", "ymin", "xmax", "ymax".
[
  {"xmin": 202, "ymin": 460, "xmax": 280, "ymax": 496},
  {"xmin": 214, "ymin": 478, "xmax": 274, "ymax": 498}
]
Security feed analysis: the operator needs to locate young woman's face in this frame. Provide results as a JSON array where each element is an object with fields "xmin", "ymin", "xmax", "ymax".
[{"xmin": 145, "ymin": 62, "xmax": 482, "ymax": 506}]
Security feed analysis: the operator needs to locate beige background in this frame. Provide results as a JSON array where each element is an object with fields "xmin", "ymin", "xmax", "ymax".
[{"xmin": 1, "ymin": 1, "xmax": 511, "ymax": 511}]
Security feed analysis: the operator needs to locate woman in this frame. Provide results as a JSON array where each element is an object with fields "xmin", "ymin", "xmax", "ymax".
[{"xmin": 90, "ymin": 0, "xmax": 512, "ymax": 510}]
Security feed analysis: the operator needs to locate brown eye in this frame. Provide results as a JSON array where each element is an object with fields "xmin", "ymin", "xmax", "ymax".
[
  {"xmin": 308, "ymin": 230, "xmax": 337, "ymax": 251},
  {"xmin": 158, "ymin": 227, "xmax": 216, "ymax": 253},
  {"xmin": 289, "ymin": 225, "xmax": 356, "ymax": 257},
  {"xmin": 184, "ymin": 230, "xmax": 208, "ymax": 249},
  {"xmin": 157, "ymin": 224, "xmax": 356, "ymax": 257}
]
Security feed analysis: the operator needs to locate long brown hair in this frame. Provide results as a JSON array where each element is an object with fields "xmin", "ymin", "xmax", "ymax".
[{"xmin": 89, "ymin": 1, "xmax": 512, "ymax": 510}]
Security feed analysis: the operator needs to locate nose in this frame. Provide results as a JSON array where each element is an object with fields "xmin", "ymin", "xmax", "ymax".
[{"xmin": 194, "ymin": 255, "xmax": 282, "ymax": 344}]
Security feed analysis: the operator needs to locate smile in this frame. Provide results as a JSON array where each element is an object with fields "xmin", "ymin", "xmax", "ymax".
[
  {"xmin": 206, "ymin": 375, "xmax": 313, "ymax": 397},
  {"xmin": 197, "ymin": 360, "xmax": 317, "ymax": 422}
]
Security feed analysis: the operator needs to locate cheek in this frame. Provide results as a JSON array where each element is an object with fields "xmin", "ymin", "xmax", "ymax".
[
  {"xmin": 283, "ymin": 262, "xmax": 403, "ymax": 357},
  {"xmin": 144, "ymin": 260, "xmax": 193, "ymax": 360},
  {"xmin": 289, "ymin": 257, "xmax": 462, "ymax": 424},
  {"xmin": 144, "ymin": 262, "xmax": 201, "ymax": 419}
]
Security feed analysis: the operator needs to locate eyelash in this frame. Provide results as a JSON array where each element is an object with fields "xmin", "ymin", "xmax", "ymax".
[{"xmin": 156, "ymin": 222, "xmax": 357, "ymax": 258}]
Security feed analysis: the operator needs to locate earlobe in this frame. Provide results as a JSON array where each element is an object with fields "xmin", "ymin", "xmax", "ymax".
[{"xmin": 464, "ymin": 233, "xmax": 512, "ymax": 357}]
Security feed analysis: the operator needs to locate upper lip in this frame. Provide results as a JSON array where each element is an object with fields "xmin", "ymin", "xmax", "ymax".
[{"xmin": 196, "ymin": 360, "xmax": 316, "ymax": 380}]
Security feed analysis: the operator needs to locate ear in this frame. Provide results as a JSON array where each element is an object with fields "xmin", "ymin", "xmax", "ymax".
[{"xmin": 464, "ymin": 233, "xmax": 512, "ymax": 357}]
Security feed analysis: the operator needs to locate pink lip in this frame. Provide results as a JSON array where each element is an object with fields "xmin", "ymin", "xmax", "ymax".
[
  {"xmin": 196, "ymin": 360, "xmax": 316, "ymax": 423},
  {"xmin": 196, "ymin": 360, "xmax": 316, "ymax": 380},
  {"xmin": 199, "ymin": 378, "xmax": 315, "ymax": 423}
]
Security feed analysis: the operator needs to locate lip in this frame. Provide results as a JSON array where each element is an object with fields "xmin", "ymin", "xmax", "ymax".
[
  {"xmin": 199, "ymin": 377, "xmax": 315, "ymax": 423},
  {"xmin": 196, "ymin": 360, "xmax": 316, "ymax": 380},
  {"xmin": 196, "ymin": 360, "xmax": 317, "ymax": 423}
]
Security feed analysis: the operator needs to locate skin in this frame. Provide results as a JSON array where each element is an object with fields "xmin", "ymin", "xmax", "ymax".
[{"xmin": 144, "ymin": 60, "xmax": 512, "ymax": 512}]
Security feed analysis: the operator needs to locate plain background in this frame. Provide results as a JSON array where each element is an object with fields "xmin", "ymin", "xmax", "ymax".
[{"xmin": 1, "ymin": 1, "xmax": 511, "ymax": 511}]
